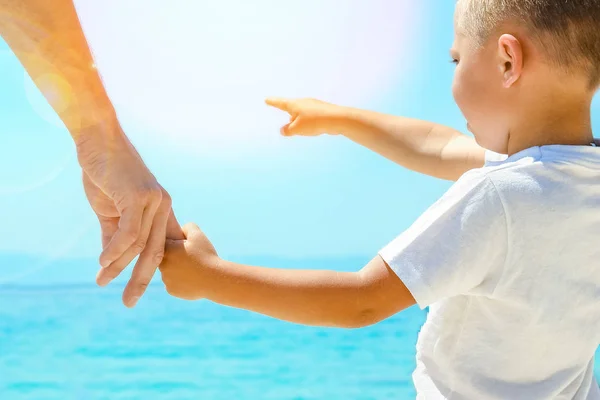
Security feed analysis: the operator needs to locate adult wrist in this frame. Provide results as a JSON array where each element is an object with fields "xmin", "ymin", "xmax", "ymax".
[{"xmin": 73, "ymin": 115, "xmax": 129, "ymax": 167}]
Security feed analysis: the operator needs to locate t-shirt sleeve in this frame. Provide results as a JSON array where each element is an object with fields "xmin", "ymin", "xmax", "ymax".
[{"xmin": 379, "ymin": 171, "xmax": 507, "ymax": 309}]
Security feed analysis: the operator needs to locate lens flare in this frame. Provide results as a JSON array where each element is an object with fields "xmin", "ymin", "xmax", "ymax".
[
  {"xmin": 24, "ymin": 71, "xmax": 72, "ymax": 128},
  {"xmin": 73, "ymin": 0, "xmax": 425, "ymax": 156}
]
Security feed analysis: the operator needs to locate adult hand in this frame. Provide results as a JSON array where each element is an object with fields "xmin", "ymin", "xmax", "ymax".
[
  {"xmin": 79, "ymin": 124, "xmax": 184, "ymax": 307},
  {"xmin": 0, "ymin": 0, "xmax": 183, "ymax": 307}
]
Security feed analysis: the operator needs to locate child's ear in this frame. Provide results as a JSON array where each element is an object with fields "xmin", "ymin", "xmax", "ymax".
[{"xmin": 497, "ymin": 34, "xmax": 523, "ymax": 88}]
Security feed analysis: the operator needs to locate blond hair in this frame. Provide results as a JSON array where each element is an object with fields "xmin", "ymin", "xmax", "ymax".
[{"xmin": 456, "ymin": 0, "xmax": 600, "ymax": 88}]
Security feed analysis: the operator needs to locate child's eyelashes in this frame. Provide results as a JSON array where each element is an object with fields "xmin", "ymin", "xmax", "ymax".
[{"xmin": 450, "ymin": 59, "xmax": 459, "ymax": 65}]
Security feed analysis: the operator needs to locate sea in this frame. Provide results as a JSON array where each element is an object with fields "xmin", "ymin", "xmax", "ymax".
[
  {"xmin": 0, "ymin": 284, "xmax": 424, "ymax": 400},
  {"xmin": 1, "ymin": 276, "xmax": 600, "ymax": 399}
]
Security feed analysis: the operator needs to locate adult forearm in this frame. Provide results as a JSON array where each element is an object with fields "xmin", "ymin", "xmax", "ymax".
[
  {"xmin": 0, "ymin": 0, "xmax": 118, "ymax": 140},
  {"xmin": 334, "ymin": 107, "xmax": 485, "ymax": 181},
  {"xmin": 203, "ymin": 260, "xmax": 371, "ymax": 328}
]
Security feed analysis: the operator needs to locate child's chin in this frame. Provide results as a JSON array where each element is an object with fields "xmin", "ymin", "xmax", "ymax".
[{"xmin": 475, "ymin": 136, "xmax": 508, "ymax": 154}]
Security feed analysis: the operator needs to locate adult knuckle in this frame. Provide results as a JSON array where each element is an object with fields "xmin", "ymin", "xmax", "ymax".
[
  {"xmin": 123, "ymin": 234, "xmax": 138, "ymax": 246},
  {"xmin": 133, "ymin": 185, "xmax": 159, "ymax": 202},
  {"xmin": 131, "ymin": 239, "xmax": 147, "ymax": 253},
  {"xmin": 121, "ymin": 226, "xmax": 139, "ymax": 242},
  {"xmin": 160, "ymin": 190, "xmax": 172, "ymax": 208},
  {"xmin": 149, "ymin": 186, "xmax": 163, "ymax": 203},
  {"xmin": 151, "ymin": 250, "xmax": 165, "ymax": 265}
]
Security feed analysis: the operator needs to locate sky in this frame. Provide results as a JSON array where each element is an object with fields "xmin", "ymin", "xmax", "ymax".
[{"xmin": 0, "ymin": 1, "xmax": 598, "ymax": 285}]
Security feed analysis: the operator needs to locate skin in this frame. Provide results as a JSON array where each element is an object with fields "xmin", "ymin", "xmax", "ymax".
[
  {"xmin": 450, "ymin": 17, "xmax": 595, "ymax": 154},
  {"xmin": 158, "ymin": 6, "xmax": 598, "ymax": 327},
  {"xmin": 0, "ymin": 0, "xmax": 184, "ymax": 307},
  {"xmin": 161, "ymin": 224, "xmax": 415, "ymax": 328},
  {"xmin": 265, "ymin": 97, "xmax": 486, "ymax": 182}
]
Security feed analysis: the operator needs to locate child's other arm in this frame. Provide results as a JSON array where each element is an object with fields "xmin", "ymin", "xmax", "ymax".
[
  {"xmin": 266, "ymin": 98, "xmax": 486, "ymax": 181},
  {"xmin": 159, "ymin": 224, "xmax": 416, "ymax": 328}
]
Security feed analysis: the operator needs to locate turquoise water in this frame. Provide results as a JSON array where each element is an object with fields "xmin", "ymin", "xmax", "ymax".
[
  {"xmin": 0, "ymin": 286, "xmax": 425, "ymax": 399},
  {"xmin": 2, "ymin": 286, "xmax": 600, "ymax": 399}
]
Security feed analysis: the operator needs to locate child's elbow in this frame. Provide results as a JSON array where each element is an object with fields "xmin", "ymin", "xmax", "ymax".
[
  {"xmin": 340, "ymin": 256, "xmax": 416, "ymax": 329},
  {"xmin": 342, "ymin": 307, "xmax": 385, "ymax": 329}
]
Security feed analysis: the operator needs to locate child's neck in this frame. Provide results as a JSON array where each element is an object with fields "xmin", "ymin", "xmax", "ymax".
[{"xmin": 506, "ymin": 86, "xmax": 595, "ymax": 156}]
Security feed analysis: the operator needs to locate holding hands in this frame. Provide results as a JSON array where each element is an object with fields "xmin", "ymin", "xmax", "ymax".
[
  {"xmin": 78, "ymin": 123, "xmax": 184, "ymax": 307},
  {"xmin": 159, "ymin": 223, "xmax": 219, "ymax": 301}
]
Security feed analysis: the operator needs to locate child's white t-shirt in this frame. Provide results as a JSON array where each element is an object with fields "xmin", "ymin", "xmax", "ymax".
[{"xmin": 380, "ymin": 145, "xmax": 600, "ymax": 400}]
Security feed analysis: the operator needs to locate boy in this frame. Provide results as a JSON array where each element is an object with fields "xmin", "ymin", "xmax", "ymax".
[{"xmin": 158, "ymin": 1, "xmax": 600, "ymax": 398}]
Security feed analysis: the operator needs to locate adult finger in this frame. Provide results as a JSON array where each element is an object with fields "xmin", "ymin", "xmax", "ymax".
[
  {"xmin": 166, "ymin": 209, "xmax": 185, "ymax": 240},
  {"xmin": 123, "ymin": 193, "xmax": 172, "ymax": 307},
  {"xmin": 97, "ymin": 215, "xmax": 119, "ymax": 250},
  {"xmin": 159, "ymin": 238, "xmax": 186, "ymax": 272},
  {"xmin": 98, "ymin": 206, "xmax": 144, "ymax": 268},
  {"xmin": 96, "ymin": 199, "xmax": 159, "ymax": 286}
]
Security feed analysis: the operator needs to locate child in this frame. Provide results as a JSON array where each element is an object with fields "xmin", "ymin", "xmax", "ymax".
[{"xmin": 159, "ymin": 0, "xmax": 600, "ymax": 398}]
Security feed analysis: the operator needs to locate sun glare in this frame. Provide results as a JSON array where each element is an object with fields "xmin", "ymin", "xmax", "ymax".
[{"xmin": 70, "ymin": 0, "xmax": 423, "ymax": 156}]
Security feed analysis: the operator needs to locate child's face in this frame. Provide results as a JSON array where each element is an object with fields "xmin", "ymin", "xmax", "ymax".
[{"xmin": 451, "ymin": 13, "xmax": 513, "ymax": 153}]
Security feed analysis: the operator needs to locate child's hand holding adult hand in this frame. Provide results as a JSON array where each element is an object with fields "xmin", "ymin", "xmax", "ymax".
[
  {"xmin": 265, "ymin": 97, "xmax": 346, "ymax": 137},
  {"xmin": 159, "ymin": 223, "xmax": 219, "ymax": 300}
]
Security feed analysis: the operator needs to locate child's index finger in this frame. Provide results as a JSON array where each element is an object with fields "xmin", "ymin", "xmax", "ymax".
[{"xmin": 265, "ymin": 97, "xmax": 291, "ymax": 112}]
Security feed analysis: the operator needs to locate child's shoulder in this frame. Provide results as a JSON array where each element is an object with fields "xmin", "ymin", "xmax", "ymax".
[
  {"xmin": 439, "ymin": 144, "xmax": 599, "ymax": 224},
  {"xmin": 463, "ymin": 145, "xmax": 598, "ymax": 206},
  {"xmin": 455, "ymin": 151, "xmax": 546, "ymax": 205}
]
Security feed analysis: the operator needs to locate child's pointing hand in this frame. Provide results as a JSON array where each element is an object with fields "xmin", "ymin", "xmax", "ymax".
[{"xmin": 265, "ymin": 97, "xmax": 346, "ymax": 137}]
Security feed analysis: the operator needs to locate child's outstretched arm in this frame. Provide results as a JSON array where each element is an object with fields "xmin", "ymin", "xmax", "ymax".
[
  {"xmin": 159, "ymin": 224, "xmax": 416, "ymax": 328},
  {"xmin": 266, "ymin": 98, "xmax": 486, "ymax": 181}
]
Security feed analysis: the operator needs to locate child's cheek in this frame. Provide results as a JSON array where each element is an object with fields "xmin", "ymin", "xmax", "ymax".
[
  {"xmin": 451, "ymin": 74, "xmax": 460, "ymax": 105},
  {"xmin": 452, "ymin": 67, "xmax": 470, "ymax": 119}
]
